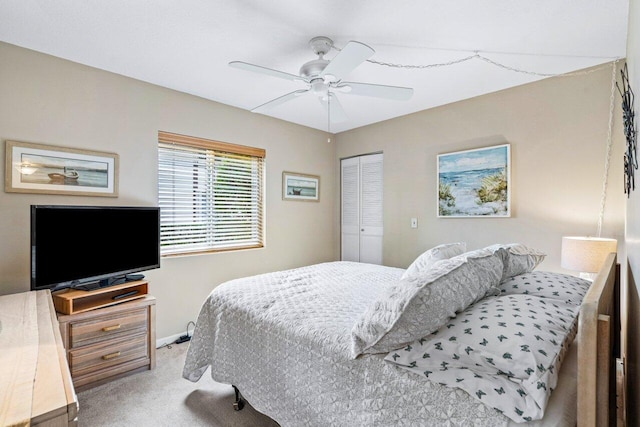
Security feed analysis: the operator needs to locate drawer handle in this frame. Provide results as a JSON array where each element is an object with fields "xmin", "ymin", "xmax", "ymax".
[
  {"xmin": 102, "ymin": 324, "xmax": 121, "ymax": 332},
  {"xmin": 102, "ymin": 351, "xmax": 121, "ymax": 360}
]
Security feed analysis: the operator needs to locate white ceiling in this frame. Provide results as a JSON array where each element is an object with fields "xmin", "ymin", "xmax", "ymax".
[{"xmin": 0, "ymin": 1, "xmax": 630, "ymax": 133}]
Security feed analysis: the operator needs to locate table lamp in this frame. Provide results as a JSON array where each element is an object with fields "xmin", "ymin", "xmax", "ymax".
[{"xmin": 560, "ymin": 236, "xmax": 617, "ymax": 280}]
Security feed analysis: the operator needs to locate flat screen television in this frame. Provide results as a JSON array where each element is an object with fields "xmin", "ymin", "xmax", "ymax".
[{"xmin": 31, "ymin": 205, "xmax": 160, "ymax": 291}]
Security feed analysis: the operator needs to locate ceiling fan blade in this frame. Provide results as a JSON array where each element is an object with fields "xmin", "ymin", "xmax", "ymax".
[
  {"xmin": 319, "ymin": 41, "xmax": 374, "ymax": 82},
  {"xmin": 229, "ymin": 61, "xmax": 305, "ymax": 82},
  {"xmin": 319, "ymin": 94, "xmax": 348, "ymax": 123},
  {"xmin": 252, "ymin": 89, "xmax": 310, "ymax": 113},
  {"xmin": 338, "ymin": 82, "xmax": 414, "ymax": 101}
]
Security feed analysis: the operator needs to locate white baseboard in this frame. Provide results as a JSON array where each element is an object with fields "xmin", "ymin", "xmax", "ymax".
[{"xmin": 156, "ymin": 332, "xmax": 185, "ymax": 349}]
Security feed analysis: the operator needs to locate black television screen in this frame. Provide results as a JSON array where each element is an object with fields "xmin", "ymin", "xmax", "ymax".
[{"xmin": 31, "ymin": 205, "xmax": 160, "ymax": 291}]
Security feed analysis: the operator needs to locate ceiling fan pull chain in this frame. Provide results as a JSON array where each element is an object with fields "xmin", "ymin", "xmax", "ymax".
[{"xmin": 327, "ymin": 92, "xmax": 331, "ymax": 143}]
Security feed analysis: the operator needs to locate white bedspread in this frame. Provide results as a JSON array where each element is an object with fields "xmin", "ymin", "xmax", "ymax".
[{"xmin": 183, "ymin": 261, "xmax": 516, "ymax": 426}]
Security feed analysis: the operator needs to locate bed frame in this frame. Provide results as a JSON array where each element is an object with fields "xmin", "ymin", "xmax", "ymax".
[{"xmin": 577, "ymin": 252, "xmax": 620, "ymax": 427}]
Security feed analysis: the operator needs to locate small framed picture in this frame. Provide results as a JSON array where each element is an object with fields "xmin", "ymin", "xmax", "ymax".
[
  {"xmin": 282, "ymin": 171, "xmax": 320, "ymax": 202},
  {"xmin": 5, "ymin": 140, "xmax": 119, "ymax": 197},
  {"xmin": 437, "ymin": 143, "xmax": 510, "ymax": 217}
]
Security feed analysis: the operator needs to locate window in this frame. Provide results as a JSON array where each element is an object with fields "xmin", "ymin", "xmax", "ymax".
[{"xmin": 158, "ymin": 131, "xmax": 265, "ymax": 256}]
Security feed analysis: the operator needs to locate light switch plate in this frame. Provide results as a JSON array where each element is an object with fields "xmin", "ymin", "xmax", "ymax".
[{"xmin": 411, "ymin": 218, "xmax": 418, "ymax": 228}]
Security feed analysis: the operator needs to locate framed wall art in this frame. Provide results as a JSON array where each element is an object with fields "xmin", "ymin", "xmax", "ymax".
[
  {"xmin": 282, "ymin": 171, "xmax": 319, "ymax": 202},
  {"xmin": 5, "ymin": 140, "xmax": 119, "ymax": 197},
  {"xmin": 617, "ymin": 62, "xmax": 638, "ymax": 197},
  {"xmin": 437, "ymin": 143, "xmax": 510, "ymax": 217}
]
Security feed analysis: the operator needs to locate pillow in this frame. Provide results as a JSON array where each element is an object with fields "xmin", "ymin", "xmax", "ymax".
[
  {"xmin": 385, "ymin": 293, "xmax": 581, "ymax": 423},
  {"xmin": 350, "ymin": 247, "xmax": 504, "ymax": 358},
  {"xmin": 401, "ymin": 242, "xmax": 467, "ymax": 279},
  {"xmin": 499, "ymin": 271, "xmax": 590, "ymax": 307},
  {"xmin": 485, "ymin": 243, "xmax": 546, "ymax": 281}
]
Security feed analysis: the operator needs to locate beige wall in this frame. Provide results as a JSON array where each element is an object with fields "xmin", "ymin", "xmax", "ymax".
[
  {"xmin": 0, "ymin": 39, "xmax": 628, "ymax": 347},
  {"xmin": 335, "ymin": 65, "xmax": 625, "ymax": 273},
  {"xmin": 0, "ymin": 42, "xmax": 336, "ymax": 339},
  {"xmin": 625, "ymin": 0, "xmax": 640, "ymax": 420}
]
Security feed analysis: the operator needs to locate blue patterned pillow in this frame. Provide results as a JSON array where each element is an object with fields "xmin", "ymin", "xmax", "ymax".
[
  {"xmin": 499, "ymin": 271, "xmax": 590, "ymax": 307},
  {"xmin": 385, "ymin": 293, "xmax": 581, "ymax": 423}
]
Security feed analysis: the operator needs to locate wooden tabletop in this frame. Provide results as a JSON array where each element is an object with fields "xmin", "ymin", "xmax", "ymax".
[{"xmin": 0, "ymin": 290, "xmax": 78, "ymax": 426}]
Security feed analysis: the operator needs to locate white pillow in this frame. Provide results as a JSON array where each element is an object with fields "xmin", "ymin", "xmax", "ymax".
[
  {"xmin": 401, "ymin": 242, "xmax": 467, "ymax": 279},
  {"xmin": 485, "ymin": 243, "xmax": 546, "ymax": 281},
  {"xmin": 351, "ymin": 247, "xmax": 505, "ymax": 358}
]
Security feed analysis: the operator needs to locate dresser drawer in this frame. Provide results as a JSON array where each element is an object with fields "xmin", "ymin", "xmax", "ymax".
[
  {"xmin": 69, "ymin": 307, "xmax": 148, "ymax": 348},
  {"xmin": 69, "ymin": 332, "xmax": 148, "ymax": 378}
]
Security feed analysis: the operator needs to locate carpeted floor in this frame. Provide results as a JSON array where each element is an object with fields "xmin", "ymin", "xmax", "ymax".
[{"xmin": 77, "ymin": 342, "xmax": 280, "ymax": 427}]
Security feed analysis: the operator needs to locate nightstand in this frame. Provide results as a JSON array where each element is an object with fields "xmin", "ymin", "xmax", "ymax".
[{"xmin": 57, "ymin": 295, "xmax": 156, "ymax": 391}]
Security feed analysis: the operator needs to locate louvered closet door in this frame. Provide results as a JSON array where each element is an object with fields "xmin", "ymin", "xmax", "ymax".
[
  {"xmin": 359, "ymin": 153, "xmax": 383, "ymax": 264},
  {"xmin": 341, "ymin": 157, "xmax": 360, "ymax": 262},
  {"xmin": 340, "ymin": 153, "xmax": 383, "ymax": 265}
]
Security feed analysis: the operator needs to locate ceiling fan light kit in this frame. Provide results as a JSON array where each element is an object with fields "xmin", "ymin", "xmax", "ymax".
[{"xmin": 229, "ymin": 36, "xmax": 415, "ymax": 124}]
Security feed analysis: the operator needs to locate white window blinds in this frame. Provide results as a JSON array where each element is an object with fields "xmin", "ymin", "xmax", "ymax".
[{"xmin": 158, "ymin": 131, "xmax": 265, "ymax": 256}]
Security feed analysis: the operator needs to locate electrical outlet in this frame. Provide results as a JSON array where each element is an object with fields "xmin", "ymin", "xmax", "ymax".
[{"xmin": 411, "ymin": 218, "xmax": 418, "ymax": 228}]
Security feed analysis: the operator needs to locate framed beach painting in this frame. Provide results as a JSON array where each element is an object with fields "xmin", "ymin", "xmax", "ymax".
[
  {"xmin": 282, "ymin": 171, "xmax": 319, "ymax": 201},
  {"xmin": 5, "ymin": 140, "xmax": 119, "ymax": 197},
  {"xmin": 437, "ymin": 144, "xmax": 510, "ymax": 217}
]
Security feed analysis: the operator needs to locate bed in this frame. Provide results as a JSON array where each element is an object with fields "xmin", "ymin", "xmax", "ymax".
[{"xmin": 182, "ymin": 244, "xmax": 619, "ymax": 426}]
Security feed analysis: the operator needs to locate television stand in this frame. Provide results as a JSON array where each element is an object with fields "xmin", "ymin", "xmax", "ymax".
[
  {"xmin": 52, "ymin": 280, "xmax": 148, "ymax": 315},
  {"xmin": 56, "ymin": 293, "xmax": 156, "ymax": 391}
]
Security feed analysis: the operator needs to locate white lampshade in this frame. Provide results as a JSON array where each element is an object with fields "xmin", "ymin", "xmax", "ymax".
[{"xmin": 561, "ymin": 236, "xmax": 617, "ymax": 273}]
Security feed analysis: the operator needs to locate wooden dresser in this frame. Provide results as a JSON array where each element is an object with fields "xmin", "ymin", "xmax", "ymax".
[
  {"xmin": 0, "ymin": 290, "xmax": 78, "ymax": 426},
  {"xmin": 57, "ymin": 295, "xmax": 156, "ymax": 391}
]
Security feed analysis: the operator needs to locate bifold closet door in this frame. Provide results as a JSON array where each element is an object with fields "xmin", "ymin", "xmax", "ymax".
[
  {"xmin": 341, "ymin": 157, "xmax": 360, "ymax": 262},
  {"xmin": 341, "ymin": 153, "xmax": 383, "ymax": 264}
]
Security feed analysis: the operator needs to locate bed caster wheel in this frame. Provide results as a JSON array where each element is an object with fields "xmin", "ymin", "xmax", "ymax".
[{"xmin": 232, "ymin": 385, "xmax": 244, "ymax": 411}]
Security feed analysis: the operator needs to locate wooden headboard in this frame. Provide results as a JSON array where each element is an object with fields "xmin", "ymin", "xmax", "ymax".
[{"xmin": 577, "ymin": 252, "xmax": 620, "ymax": 427}]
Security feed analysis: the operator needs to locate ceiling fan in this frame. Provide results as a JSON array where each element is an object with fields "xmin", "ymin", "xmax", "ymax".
[{"xmin": 229, "ymin": 36, "xmax": 414, "ymax": 123}]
